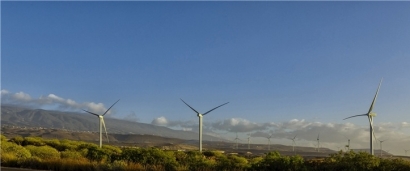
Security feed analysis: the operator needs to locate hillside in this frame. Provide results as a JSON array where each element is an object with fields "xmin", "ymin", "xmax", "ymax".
[{"xmin": 0, "ymin": 105, "xmax": 224, "ymax": 141}]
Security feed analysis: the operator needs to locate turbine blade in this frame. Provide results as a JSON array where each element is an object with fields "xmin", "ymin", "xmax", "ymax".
[
  {"xmin": 203, "ymin": 102, "xmax": 229, "ymax": 115},
  {"xmin": 180, "ymin": 99, "xmax": 200, "ymax": 114},
  {"xmin": 103, "ymin": 99, "xmax": 120, "ymax": 116},
  {"xmin": 82, "ymin": 109, "xmax": 100, "ymax": 117},
  {"xmin": 101, "ymin": 117, "xmax": 109, "ymax": 142},
  {"xmin": 368, "ymin": 78, "xmax": 382, "ymax": 113},
  {"xmin": 343, "ymin": 114, "xmax": 367, "ymax": 120}
]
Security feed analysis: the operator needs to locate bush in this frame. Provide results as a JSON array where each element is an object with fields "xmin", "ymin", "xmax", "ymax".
[
  {"xmin": 121, "ymin": 147, "xmax": 178, "ymax": 170},
  {"xmin": 1, "ymin": 141, "xmax": 32, "ymax": 160},
  {"xmin": 9, "ymin": 136, "xmax": 24, "ymax": 145},
  {"xmin": 1, "ymin": 134, "xmax": 7, "ymax": 141},
  {"xmin": 252, "ymin": 151, "xmax": 307, "ymax": 171},
  {"xmin": 22, "ymin": 137, "xmax": 46, "ymax": 146},
  {"xmin": 25, "ymin": 145, "xmax": 60, "ymax": 160},
  {"xmin": 60, "ymin": 150, "xmax": 84, "ymax": 160}
]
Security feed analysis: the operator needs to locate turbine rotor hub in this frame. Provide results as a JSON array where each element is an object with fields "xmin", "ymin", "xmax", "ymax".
[
  {"xmin": 369, "ymin": 112, "xmax": 377, "ymax": 117},
  {"xmin": 198, "ymin": 113, "xmax": 203, "ymax": 117}
]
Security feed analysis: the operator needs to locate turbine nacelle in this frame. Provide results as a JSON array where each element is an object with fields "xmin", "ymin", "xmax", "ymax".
[
  {"xmin": 369, "ymin": 112, "xmax": 377, "ymax": 117},
  {"xmin": 197, "ymin": 113, "xmax": 203, "ymax": 117}
]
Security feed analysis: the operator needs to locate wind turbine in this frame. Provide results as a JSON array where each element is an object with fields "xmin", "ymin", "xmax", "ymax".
[
  {"xmin": 247, "ymin": 133, "xmax": 251, "ymax": 150},
  {"xmin": 234, "ymin": 132, "xmax": 241, "ymax": 149},
  {"xmin": 290, "ymin": 135, "xmax": 296, "ymax": 153},
  {"xmin": 180, "ymin": 99, "xmax": 229, "ymax": 152},
  {"xmin": 378, "ymin": 139, "xmax": 387, "ymax": 157},
  {"xmin": 82, "ymin": 99, "xmax": 119, "ymax": 148},
  {"xmin": 266, "ymin": 134, "xmax": 273, "ymax": 150},
  {"xmin": 316, "ymin": 133, "xmax": 320, "ymax": 152},
  {"xmin": 343, "ymin": 79, "xmax": 382, "ymax": 155},
  {"xmin": 405, "ymin": 149, "xmax": 410, "ymax": 156},
  {"xmin": 344, "ymin": 135, "xmax": 351, "ymax": 151}
]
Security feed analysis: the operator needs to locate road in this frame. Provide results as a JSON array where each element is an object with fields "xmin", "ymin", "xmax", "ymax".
[{"xmin": 1, "ymin": 167, "xmax": 50, "ymax": 171}]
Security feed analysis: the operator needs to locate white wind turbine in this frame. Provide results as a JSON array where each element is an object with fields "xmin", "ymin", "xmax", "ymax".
[
  {"xmin": 180, "ymin": 99, "xmax": 229, "ymax": 152},
  {"xmin": 290, "ymin": 135, "xmax": 297, "ymax": 153},
  {"xmin": 343, "ymin": 79, "xmax": 382, "ymax": 155},
  {"xmin": 82, "ymin": 99, "xmax": 120, "ymax": 148},
  {"xmin": 316, "ymin": 133, "xmax": 320, "ymax": 152},
  {"xmin": 343, "ymin": 135, "xmax": 351, "ymax": 151},
  {"xmin": 266, "ymin": 134, "xmax": 273, "ymax": 150},
  {"xmin": 378, "ymin": 139, "xmax": 387, "ymax": 157},
  {"xmin": 234, "ymin": 132, "xmax": 241, "ymax": 149},
  {"xmin": 247, "ymin": 133, "xmax": 252, "ymax": 149}
]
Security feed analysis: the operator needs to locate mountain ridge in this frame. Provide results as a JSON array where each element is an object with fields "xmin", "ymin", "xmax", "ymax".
[{"xmin": 0, "ymin": 105, "xmax": 225, "ymax": 141}]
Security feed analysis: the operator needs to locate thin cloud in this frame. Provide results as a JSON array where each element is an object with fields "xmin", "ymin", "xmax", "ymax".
[{"xmin": 1, "ymin": 89, "xmax": 110, "ymax": 114}]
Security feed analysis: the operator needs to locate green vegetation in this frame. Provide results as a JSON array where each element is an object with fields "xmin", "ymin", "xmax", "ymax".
[{"xmin": 1, "ymin": 134, "xmax": 410, "ymax": 171}]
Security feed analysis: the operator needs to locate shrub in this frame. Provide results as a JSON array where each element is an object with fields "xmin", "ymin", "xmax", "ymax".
[
  {"xmin": 1, "ymin": 134, "xmax": 7, "ymax": 141},
  {"xmin": 22, "ymin": 137, "xmax": 46, "ymax": 146},
  {"xmin": 60, "ymin": 150, "xmax": 84, "ymax": 160},
  {"xmin": 1, "ymin": 141, "xmax": 32, "ymax": 160},
  {"xmin": 121, "ymin": 147, "xmax": 178, "ymax": 170},
  {"xmin": 25, "ymin": 145, "xmax": 60, "ymax": 160},
  {"xmin": 9, "ymin": 136, "xmax": 24, "ymax": 145},
  {"xmin": 252, "ymin": 151, "xmax": 307, "ymax": 171}
]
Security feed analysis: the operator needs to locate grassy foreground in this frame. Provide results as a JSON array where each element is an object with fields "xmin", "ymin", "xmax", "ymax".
[{"xmin": 1, "ymin": 134, "xmax": 410, "ymax": 171}]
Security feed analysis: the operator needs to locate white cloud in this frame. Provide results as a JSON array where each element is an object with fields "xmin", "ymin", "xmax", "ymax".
[
  {"xmin": 12, "ymin": 91, "xmax": 32, "ymax": 101},
  {"xmin": 1, "ymin": 90, "xmax": 111, "ymax": 114},
  {"xmin": 151, "ymin": 116, "xmax": 169, "ymax": 126},
  {"xmin": 1, "ymin": 89, "xmax": 10, "ymax": 95}
]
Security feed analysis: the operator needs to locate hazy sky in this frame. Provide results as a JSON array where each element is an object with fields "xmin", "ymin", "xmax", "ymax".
[{"xmin": 2, "ymin": 2, "xmax": 410, "ymax": 155}]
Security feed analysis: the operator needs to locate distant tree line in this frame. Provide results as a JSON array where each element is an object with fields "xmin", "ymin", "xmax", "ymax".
[{"xmin": 1, "ymin": 134, "xmax": 410, "ymax": 171}]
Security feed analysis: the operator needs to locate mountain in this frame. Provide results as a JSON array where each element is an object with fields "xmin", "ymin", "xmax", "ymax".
[{"xmin": 0, "ymin": 105, "xmax": 225, "ymax": 141}]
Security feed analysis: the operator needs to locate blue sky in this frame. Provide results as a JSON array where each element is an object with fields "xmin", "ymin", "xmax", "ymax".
[{"xmin": 2, "ymin": 2, "xmax": 410, "ymax": 154}]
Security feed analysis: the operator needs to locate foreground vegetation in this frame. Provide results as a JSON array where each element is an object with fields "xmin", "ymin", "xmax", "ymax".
[{"xmin": 1, "ymin": 134, "xmax": 410, "ymax": 171}]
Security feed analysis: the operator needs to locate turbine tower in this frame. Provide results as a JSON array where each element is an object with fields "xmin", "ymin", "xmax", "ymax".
[
  {"xmin": 266, "ymin": 134, "xmax": 273, "ymax": 150},
  {"xmin": 343, "ymin": 79, "xmax": 382, "ymax": 155},
  {"xmin": 344, "ymin": 135, "xmax": 351, "ymax": 151},
  {"xmin": 82, "ymin": 99, "xmax": 119, "ymax": 148},
  {"xmin": 234, "ymin": 132, "xmax": 241, "ymax": 149},
  {"xmin": 379, "ymin": 139, "xmax": 387, "ymax": 157},
  {"xmin": 180, "ymin": 99, "xmax": 229, "ymax": 152},
  {"xmin": 316, "ymin": 133, "xmax": 320, "ymax": 152},
  {"xmin": 247, "ymin": 133, "xmax": 251, "ymax": 150},
  {"xmin": 290, "ymin": 135, "xmax": 296, "ymax": 153},
  {"xmin": 405, "ymin": 149, "xmax": 410, "ymax": 156}
]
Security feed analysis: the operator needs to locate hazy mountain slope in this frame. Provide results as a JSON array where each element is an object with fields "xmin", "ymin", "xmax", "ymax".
[{"xmin": 1, "ymin": 105, "xmax": 224, "ymax": 141}]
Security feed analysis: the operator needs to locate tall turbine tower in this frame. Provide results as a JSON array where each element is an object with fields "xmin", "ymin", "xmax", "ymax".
[
  {"xmin": 247, "ymin": 133, "xmax": 251, "ymax": 150},
  {"xmin": 405, "ymin": 149, "xmax": 410, "ymax": 156},
  {"xmin": 180, "ymin": 99, "xmax": 229, "ymax": 152},
  {"xmin": 266, "ymin": 134, "xmax": 273, "ymax": 150},
  {"xmin": 82, "ymin": 99, "xmax": 119, "ymax": 148},
  {"xmin": 234, "ymin": 133, "xmax": 241, "ymax": 149},
  {"xmin": 316, "ymin": 133, "xmax": 320, "ymax": 152},
  {"xmin": 344, "ymin": 135, "xmax": 351, "ymax": 151},
  {"xmin": 290, "ymin": 135, "xmax": 297, "ymax": 153},
  {"xmin": 343, "ymin": 79, "xmax": 382, "ymax": 155},
  {"xmin": 379, "ymin": 139, "xmax": 387, "ymax": 157}
]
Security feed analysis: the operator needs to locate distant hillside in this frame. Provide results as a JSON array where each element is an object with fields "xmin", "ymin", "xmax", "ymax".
[{"xmin": 0, "ymin": 105, "xmax": 225, "ymax": 141}]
